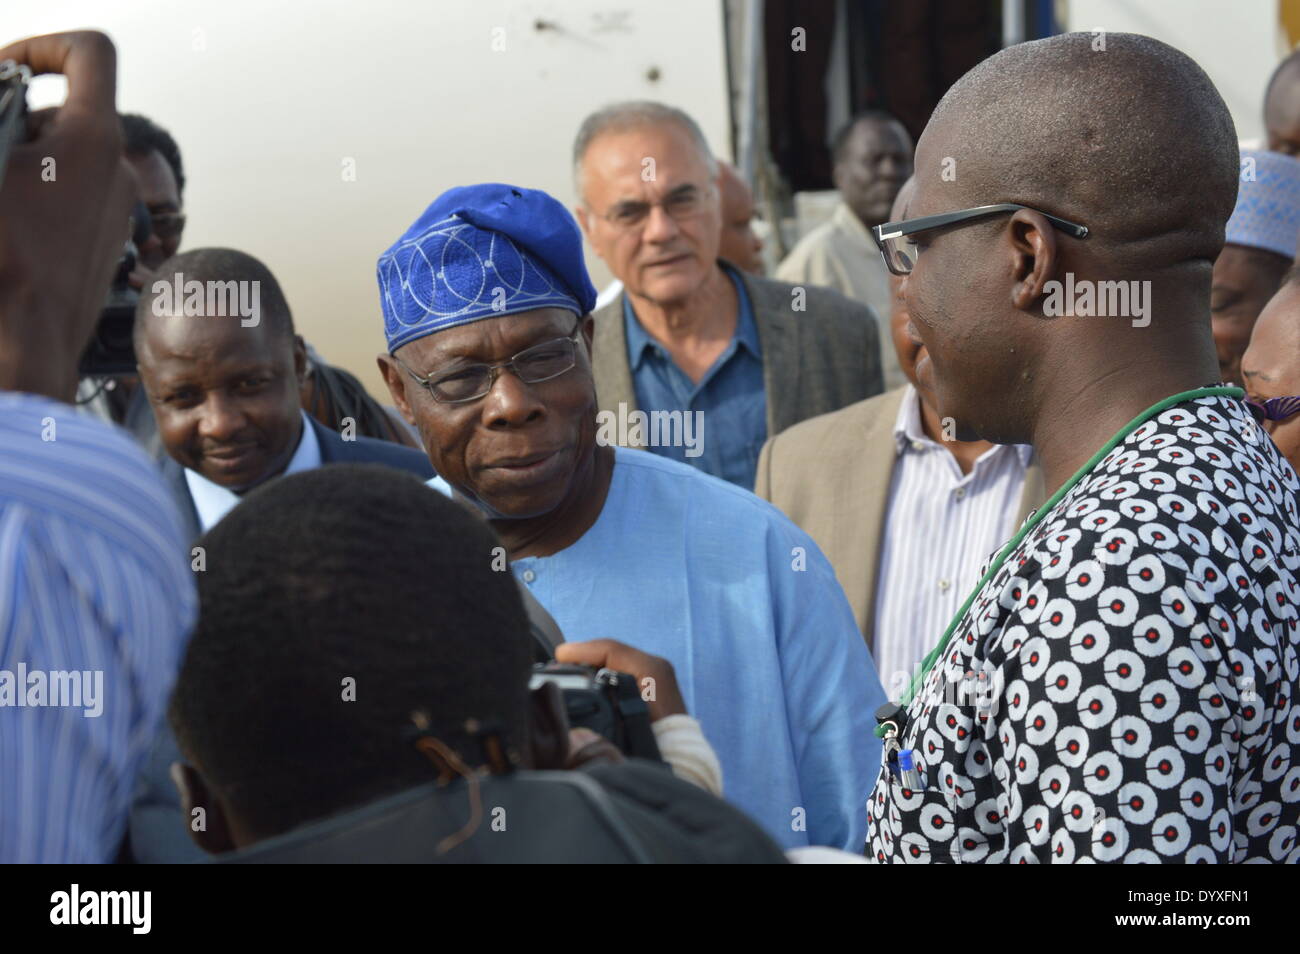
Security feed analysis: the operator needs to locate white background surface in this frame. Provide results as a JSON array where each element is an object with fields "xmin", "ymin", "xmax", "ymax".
[{"xmin": 10, "ymin": 0, "xmax": 732, "ymax": 397}]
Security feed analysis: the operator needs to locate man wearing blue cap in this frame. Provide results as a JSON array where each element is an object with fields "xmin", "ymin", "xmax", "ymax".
[
  {"xmin": 1211, "ymin": 148, "xmax": 1300, "ymax": 385},
  {"xmin": 375, "ymin": 183, "xmax": 887, "ymax": 851}
]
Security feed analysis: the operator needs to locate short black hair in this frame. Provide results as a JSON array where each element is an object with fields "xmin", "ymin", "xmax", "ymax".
[
  {"xmin": 120, "ymin": 113, "xmax": 185, "ymax": 197},
  {"xmin": 830, "ymin": 109, "xmax": 908, "ymax": 166},
  {"xmin": 134, "ymin": 247, "xmax": 296, "ymax": 357},
  {"xmin": 168, "ymin": 464, "xmax": 533, "ymax": 840}
]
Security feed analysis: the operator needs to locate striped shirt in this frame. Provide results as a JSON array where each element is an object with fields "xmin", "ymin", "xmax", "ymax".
[
  {"xmin": 873, "ymin": 386, "xmax": 1031, "ymax": 698},
  {"xmin": 0, "ymin": 390, "xmax": 195, "ymax": 862}
]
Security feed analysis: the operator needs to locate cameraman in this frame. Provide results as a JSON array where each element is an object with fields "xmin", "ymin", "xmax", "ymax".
[
  {"xmin": 75, "ymin": 113, "xmax": 188, "ymax": 444},
  {"xmin": 0, "ymin": 31, "xmax": 196, "ymax": 862},
  {"xmin": 167, "ymin": 464, "xmax": 781, "ymax": 862}
]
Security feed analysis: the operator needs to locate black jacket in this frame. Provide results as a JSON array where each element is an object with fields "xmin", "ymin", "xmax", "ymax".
[{"xmin": 216, "ymin": 761, "xmax": 790, "ymax": 864}]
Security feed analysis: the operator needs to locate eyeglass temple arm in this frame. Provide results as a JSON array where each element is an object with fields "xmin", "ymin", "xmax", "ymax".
[{"xmin": 877, "ymin": 204, "xmax": 1089, "ymax": 240}]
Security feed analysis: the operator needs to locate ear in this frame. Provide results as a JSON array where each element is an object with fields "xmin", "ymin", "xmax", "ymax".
[
  {"xmin": 172, "ymin": 762, "xmax": 237, "ymax": 855},
  {"xmin": 376, "ymin": 353, "xmax": 417, "ymax": 426},
  {"xmin": 830, "ymin": 158, "xmax": 847, "ymax": 196},
  {"xmin": 575, "ymin": 205, "xmax": 609, "ymax": 264},
  {"xmin": 574, "ymin": 204, "xmax": 593, "ymax": 241},
  {"xmin": 291, "ymin": 334, "xmax": 308, "ymax": 386},
  {"xmin": 1007, "ymin": 209, "xmax": 1059, "ymax": 312}
]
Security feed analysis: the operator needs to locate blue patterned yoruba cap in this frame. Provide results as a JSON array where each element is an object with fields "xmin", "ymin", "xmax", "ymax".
[
  {"xmin": 1226, "ymin": 149, "xmax": 1300, "ymax": 259},
  {"xmin": 377, "ymin": 183, "xmax": 598, "ymax": 353}
]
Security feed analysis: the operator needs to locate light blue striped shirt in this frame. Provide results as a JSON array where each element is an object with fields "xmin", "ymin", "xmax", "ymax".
[
  {"xmin": 0, "ymin": 391, "xmax": 196, "ymax": 862},
  {"xmin": 512, "ymin": 448, "xmax": 885, "ymax": 850}
]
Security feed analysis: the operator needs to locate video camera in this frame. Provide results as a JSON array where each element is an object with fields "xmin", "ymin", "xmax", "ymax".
[{"xmin": 0, "ymin": 59, "xmax": 147, "ymax": 378}]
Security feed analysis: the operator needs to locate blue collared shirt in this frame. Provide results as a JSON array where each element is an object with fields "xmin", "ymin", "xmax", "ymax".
[
  {"xmin": 623, "ymin": 266, "xmax": 768, "ymax": 490},
  {"xmin": 0, "ymin": 391, "xmax": 196, "ymax": 862},
  {"xmin": 512, "ymin": 448, "xmax": 885, "ymax": 850}
]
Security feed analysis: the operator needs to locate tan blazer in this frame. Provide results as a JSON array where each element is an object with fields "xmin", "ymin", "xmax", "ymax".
[
  {"xmin": 589, "ymin": 262, "xmax": 884, "ymax": 443},
  {"xmin": 754, "ymin": 387, "xmax": 1047, "ymax": 648}
]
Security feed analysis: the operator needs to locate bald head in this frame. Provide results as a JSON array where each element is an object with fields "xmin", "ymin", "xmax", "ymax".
[
  {"xmin": 900, "ymin": 33, "xmax": 1233, "ymax": 452},
  {"xmin": 1244, "ymin": 270, "xmax": 1300, "ymax": 382},
  {"xmin": 925, "ymin": 32, "xmax": 1238, "ymax": 268},
  {"xmin": 717, "ymin": 162, "xmax": 764, "ymax": 274},
  {"xmin": 1265, "ymin": 50, "xmax": 1300, "ymax": 157}
]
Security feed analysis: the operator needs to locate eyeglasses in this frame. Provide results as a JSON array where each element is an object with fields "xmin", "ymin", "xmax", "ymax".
[
  {"xmin": 1246, "ymin": 395, "xmax": 1300, "ymax": 424},
  {"xmin": 597, "ymin": 185, "xmax": 713, "ymax": 230},
  {"xmin": 871, "ymin": 203, "xmax": 1090, "ymax": 276},
  {"xmin": 393, "ymin": 322, "xmax": 584, "ymax": 404},
  {"xmin": 149, "ymin": 211, "xmax": 187, "ymax": 241}
]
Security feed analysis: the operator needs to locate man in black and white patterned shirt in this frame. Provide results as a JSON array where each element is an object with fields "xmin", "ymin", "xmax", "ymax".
[{"xmin": 866, "ymin": 33, "xmax": 1300, "ymax": 863}]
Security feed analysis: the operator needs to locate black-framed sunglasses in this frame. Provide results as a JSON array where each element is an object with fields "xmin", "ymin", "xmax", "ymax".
[
  {"xmin": 148, "ymin": 211, "xmax": 187, "ymax": 241},
  {"xmin": 871, "ymin": 203, "xmax": 1090, "ymax": 276},
  {"xmin": 393, "ymin": 320, "xmax": 584, "ymax": 404}
]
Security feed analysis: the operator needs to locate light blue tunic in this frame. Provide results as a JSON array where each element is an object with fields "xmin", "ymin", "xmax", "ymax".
[{"xmin": 512, "ymin": 447, "xmax": 885, "ymax": 850}]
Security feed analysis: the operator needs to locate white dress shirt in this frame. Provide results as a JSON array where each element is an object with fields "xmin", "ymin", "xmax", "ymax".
[
  {"xmin": 184, "ymin": 410, "xmax": 322, "ymax": 532},
  {"xmin": 872, "ymin": 386, "xmax": 1031, "ymax": 697}
]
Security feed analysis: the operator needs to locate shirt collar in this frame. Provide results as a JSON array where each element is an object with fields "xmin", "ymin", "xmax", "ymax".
[
  {"xmin": 623, "ymin": 263, "xmax": 760, "ymax": 370},
  {"xmin": 184, "ymin": 410, "xmax": 321, "ymax": 531},
  {"xmin": 832, "ymin": 201, "xmax": 877, "ymax": 247},
  {"xmin": 892, "ymin": 384, "xmax": 926, "ymax": 453},
  {"xmin": 893, "ymin": 385, "xmax": 1034, "ymax": 467}
]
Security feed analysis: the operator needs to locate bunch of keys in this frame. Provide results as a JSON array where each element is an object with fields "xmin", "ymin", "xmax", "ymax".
[
  {"xmin": 0, "ymin": 58, "xmax": 32, "ymax": 195},
  {"xmin": 876, "ymin": 701, "xmax": 923, "ymax": 790}
]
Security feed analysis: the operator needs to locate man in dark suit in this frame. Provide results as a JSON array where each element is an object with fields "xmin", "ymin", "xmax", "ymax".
[
  {"xmin": 126, "ymin": 247, "xmax": 434, "ymax": 861},
  {"xmin": 573, "ymin": 102, "xmax": 883, "ymax": 491}
]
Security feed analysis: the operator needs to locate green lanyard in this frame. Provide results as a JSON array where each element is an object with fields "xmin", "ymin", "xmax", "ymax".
[{"xmin": 874, "ymin": 385, "xmax": 1245, "ymax": 738}]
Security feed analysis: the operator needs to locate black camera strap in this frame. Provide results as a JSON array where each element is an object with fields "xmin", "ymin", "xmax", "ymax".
[{"xmin": 517, "ymin": 578, "xmax": 564, "ymax": 662}]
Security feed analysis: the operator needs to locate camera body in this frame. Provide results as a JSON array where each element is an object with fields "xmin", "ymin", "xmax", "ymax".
[
  {"xmin": 530, "ymin": 662, "xmax": 662, "ymax": 762},
  {"xmin": 79, "ymin": 200, "xmax": 150, "ymax": 376}
]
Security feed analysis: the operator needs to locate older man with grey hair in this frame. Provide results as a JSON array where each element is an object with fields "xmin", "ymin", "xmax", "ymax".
[{"xmin": 573, "ymin": 101, "xmax": 883, "ymax": 491}]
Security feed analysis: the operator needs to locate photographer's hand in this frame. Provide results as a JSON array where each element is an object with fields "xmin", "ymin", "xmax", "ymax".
[
  {"xmin": 0, "ymin": 31, "xmax": 136, "ymax": 401},
  {"xmin": 554, "ymin": 639, "xmax": 688, "ymax": 722}
]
